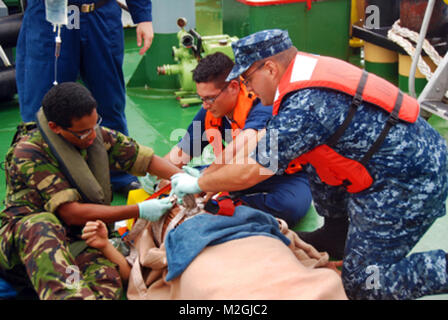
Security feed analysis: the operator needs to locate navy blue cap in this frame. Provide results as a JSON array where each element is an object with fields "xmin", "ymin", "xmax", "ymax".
[{"xmin": 226, "ymin": 29, "xmax": 293, "ymax": 81}]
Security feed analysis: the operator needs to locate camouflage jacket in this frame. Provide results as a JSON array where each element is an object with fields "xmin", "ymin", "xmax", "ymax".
[{"xmin": 1, "ymin": 123, "xmax": 154, "ymax": 222}]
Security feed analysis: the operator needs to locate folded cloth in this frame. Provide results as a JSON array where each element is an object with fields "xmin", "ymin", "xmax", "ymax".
[
  {"xmin": 125, "ymin": 208, "xmax": 347, "ymax": 300},
  {"xmin": 164, "ymin": 205, "xmax": 290, "ymax": 281}
]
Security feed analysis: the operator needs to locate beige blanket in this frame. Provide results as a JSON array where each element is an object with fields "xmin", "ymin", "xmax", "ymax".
[{"xmin": 126, "ymin": 218, "xmax": 347, "ymax": 300}]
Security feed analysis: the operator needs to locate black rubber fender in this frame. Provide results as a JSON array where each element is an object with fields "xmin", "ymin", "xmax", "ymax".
[
  {"xmin": 0, "ymin": 65, "xmax": 17, "ymax": 102},
  {"xmin": 0, "ymin": 13, "xmax": 23, "ymax": 49}
]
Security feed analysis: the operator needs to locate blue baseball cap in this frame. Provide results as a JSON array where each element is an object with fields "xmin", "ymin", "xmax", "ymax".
[{"xmin": 226, "ymin": 29, "xmax": 293, "ymax": 81}]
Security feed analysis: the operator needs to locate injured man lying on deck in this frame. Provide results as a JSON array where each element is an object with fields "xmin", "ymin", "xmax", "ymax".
[{"xmin": 82, "ymin": 192, "xmax": 347, "ymax": 300}]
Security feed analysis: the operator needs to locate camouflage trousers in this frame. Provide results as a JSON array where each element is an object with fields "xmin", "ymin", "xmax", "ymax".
[{"xmin": 0, "ymin": 212, "xmax": 122, "ymax": 300}]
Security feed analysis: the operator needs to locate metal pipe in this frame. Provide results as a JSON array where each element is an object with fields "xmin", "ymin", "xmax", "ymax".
[
  {"xmin": 0, "ymin": 45, "xmax": 11, "ymax": 67},
  {"xmin": 0, "ymin": 66, "xmax": 16, "ymax": 101},
  {"xmin": 409, "ymin": 0, "xmax": 436, "ymax": 98}
]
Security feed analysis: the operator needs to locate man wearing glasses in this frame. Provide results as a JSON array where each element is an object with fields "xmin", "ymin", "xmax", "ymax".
[
  {"xmin": 0, "ymin": 82, "xmax": 180, "ymax": 299},
  {"xmin": 165, "ymin": 52, "xmax": 312, "ymax": 228}
]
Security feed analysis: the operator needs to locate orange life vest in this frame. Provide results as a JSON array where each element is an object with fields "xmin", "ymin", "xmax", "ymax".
[
  {"xmin": 204, "ymin": 83, "xmax": 257, "ymax": 156},
  {"xmin": 274, "ymin": 52, "xmax": 420, "ymax": 193}
]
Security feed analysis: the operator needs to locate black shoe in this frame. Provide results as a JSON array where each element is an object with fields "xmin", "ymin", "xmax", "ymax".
[
  {"xmin": 297, "ymin": 216, "xmax": 349, "ymax": 260},
  {"xmin": 116, "ymin": 181, "xmax": 142, "ymax": 197}
]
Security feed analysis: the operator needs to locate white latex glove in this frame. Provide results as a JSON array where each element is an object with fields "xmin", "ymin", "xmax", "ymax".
[
  {"xmin": 171, "ymin": 172, "xmax": 202, "ymax": 203},
  {"xmin": 138, "ymin": 198, "xmax": 173, "ymax": 222}
]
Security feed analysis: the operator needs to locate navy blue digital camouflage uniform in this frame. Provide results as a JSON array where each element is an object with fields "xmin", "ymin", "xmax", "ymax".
[{"xmin": 229, "ymin": 29, "xmax": 448, "ymax": 300}]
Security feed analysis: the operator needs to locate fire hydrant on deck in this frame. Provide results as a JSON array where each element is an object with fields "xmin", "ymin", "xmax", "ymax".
[{"xmin": 157, "ymin": 18, "xmax": 238, "ymax": 107}]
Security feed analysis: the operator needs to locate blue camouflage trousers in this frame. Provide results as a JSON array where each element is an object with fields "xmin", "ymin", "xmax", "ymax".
[{"xmin": 307, "ymin": 166, "xmax": 448, "ymax": 300}]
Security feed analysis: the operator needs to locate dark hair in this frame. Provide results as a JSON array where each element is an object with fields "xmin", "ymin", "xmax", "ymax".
[
  {"xmin": 192, "ymin": 52, "xmax": 234, "ymax": 86},
  {"xmin": 42, "ymin": 82, "xmax": 97, "ymax": 128}
]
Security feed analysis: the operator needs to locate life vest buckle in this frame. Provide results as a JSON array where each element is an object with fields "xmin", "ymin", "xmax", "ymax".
[
  {"xmin": 81, "ymin": 3, "xmax": 95, "ymax": 13},
  {"xmin": 386, "ymin": 113, "xmax": 400, "ymax": 126},
  {"xmin": 342, "ymin": 179, "xmax": 351, "ymax": 188},
  {"xmin": 351, "ymin": 93, "xmax": 363, "ymax": 108}
]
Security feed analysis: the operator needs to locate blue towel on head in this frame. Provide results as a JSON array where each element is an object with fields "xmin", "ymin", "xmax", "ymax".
[{"xmin": 164, "ymin": 205, "xmax": 290, "ymax": 281}]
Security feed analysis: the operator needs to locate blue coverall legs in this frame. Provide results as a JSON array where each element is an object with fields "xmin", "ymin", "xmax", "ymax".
[{"xmin": 15, "ymin": 0, "xmax": 137, "ymax": 190}]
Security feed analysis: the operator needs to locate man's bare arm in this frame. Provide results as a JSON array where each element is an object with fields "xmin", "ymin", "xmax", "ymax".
[
  {"xmin": 147, "ymin": 154, "xmax": 183, "ymax": 180},
  {"xmin": 57, "ymin": 202, "xmax": 140, "ymax": 226},
  {"xmin": 164, "ymin": 145, "xmax": 192, "ymax": 169}
]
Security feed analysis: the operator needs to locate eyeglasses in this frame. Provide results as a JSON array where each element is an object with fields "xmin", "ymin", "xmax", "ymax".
[
  {"xmin": 242, "ymin": 62, "xmax": 265, "ymax": 87},
  {"xmin": 63, "ymin": 115, "xmax": 102, "ymax": 140},
  {"xmin": 199, "ymin": 83, "xmax": 229, "ymax": 105}
]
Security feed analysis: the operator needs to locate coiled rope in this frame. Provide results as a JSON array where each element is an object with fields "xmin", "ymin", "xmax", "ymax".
[{"xmin": 387, "ymin": 19, "xmax": 447, "ymax": 98}]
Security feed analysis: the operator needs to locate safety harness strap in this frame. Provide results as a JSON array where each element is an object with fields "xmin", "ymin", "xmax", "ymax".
[
  {"xmin": 327, "ymin": 70, "xmax": 368, "ymax": 147},
  {"xmin": 360, "ymin": 91, "xmax": 404, "ymax": 166},
  {"xmin": 321, "ymin": 71, "xmax": 404, "ymax": 191},
  {"xmin": 325, "ymin": 70, "xmax": 404, "ymax": 167}
]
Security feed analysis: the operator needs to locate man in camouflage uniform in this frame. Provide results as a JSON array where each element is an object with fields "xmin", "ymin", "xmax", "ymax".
[
  {"xmin": 171, "ymin": 30, "xmax": 448, "ymax": 299},
  {"xmin": 0, "ymin": 82, "xmax": 179, "ymax": 299}
]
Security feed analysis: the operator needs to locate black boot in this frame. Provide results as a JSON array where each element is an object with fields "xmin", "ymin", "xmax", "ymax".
[{"xmin": 297, "ymin": 216, "xmax": 349, "ymax": 260}]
